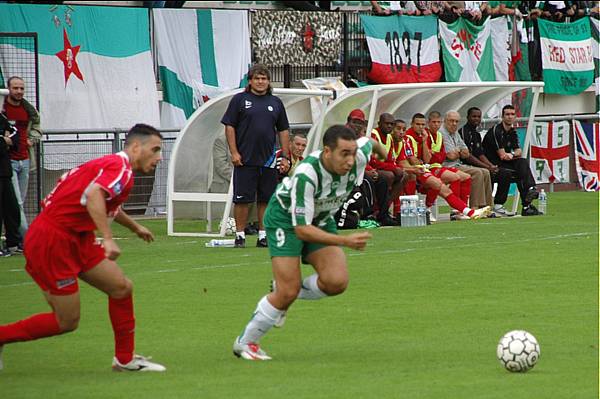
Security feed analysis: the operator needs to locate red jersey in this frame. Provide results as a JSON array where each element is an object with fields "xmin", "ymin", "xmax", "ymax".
[
  {"xmin": 405, "ymin": 128, "xmax": 446, "ymax": 166},
  {"xmin": 3, "ymin": 100, "xmax": 29, "ymax": 160},
  {"xmin": 370, "ymin": 127, "xmax": 397, "ymax": 171},
  {"xmin": 40, "ymin": 152, "xmax": 134, "ymax": 233},
  {"xmin": 405, "ymin": 127, "xmax": 425, "ymax": 160}
]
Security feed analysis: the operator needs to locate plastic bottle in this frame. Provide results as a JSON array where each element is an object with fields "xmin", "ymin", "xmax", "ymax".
[
  {"xmin": 205, "ymin": 239, "xmax": 235, "ymax": 248},
  {"xmin": 400, "ymin": 198, "xmax": 409, "ymax": 227},
  {"xmin": 417, "ymin": 200, "xmax": 426, "ymax": 226},
  {"xmin": 538, "ymin": 189, "xmax": 547, "ymax": 215},
  {"xmin": 408, "ymin": 199, "xmax": 417, "ymax": 227}
]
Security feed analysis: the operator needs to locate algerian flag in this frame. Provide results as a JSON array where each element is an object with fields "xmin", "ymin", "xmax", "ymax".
[
  {"xmin": 490, "ymin": 17, "xmax": 510, "ymax": 82},
  {"xmin": 591, "ymin": 17, "xmax": 599, "ymax": 112},
  {"xmin": 0, "ymin": 3, "xmax": 159, "ymax": 129},
  {"xmin": 538, "ymin": 17, "xmax": 594, "ymax": 95},
  {"xmin": 154, "ymin": 9, "xmax": 251, "ymax": 128},
  {"xmin": 360, "ymin": 15, "xmax": 441, "ymax": 84},
  {"xmin": 439, "ymin": 17, "xmax": 496, "ymax": 82}
]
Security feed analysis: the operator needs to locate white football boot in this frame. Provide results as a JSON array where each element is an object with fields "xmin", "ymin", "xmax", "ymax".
[
  {"xmin": 470, "ymin": 206, "xmax": 492, "ymax": 220},
  {"xmin": 233, "ymin": 337, "xmax": 271, "ymax": 361},
  {"xmin": 112, "ymin": 354, "xmax": 166, "ymax": 372}
]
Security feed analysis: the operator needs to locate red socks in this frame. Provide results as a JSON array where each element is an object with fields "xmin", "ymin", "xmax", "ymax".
[
  {"xmin": 109, "ymin": 295, "xmax": 135, "ymax": 365},
  {"xmin": 404, "ymin": 179, "xmax": 416, "ymax": 195},
  {"xmin": 393, "ymin": 198, "xmax": 400, "ymax": 215},
  {"xmin": 449, "ymin": 180, "xmax": 461, "ymax": 199},
  {"xmin": 0, "ymin": 313, "xmax": 61, "ymax": 344},
  {"xmin": 460, "ymin": 177, "xmax": 471, "ymax": 204},
  {"xmin": 425, "ymin": 188, "xmax": 440, "ymax": 208},
  {"xmin": 444, "ymin": 192, "xmax": 471, "ymax": 215}
]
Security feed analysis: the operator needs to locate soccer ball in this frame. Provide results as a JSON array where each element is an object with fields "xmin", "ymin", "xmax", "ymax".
[
  {"xmin": 497, "ymin": 330, "xmax": 540, "ymax": 372},
  {"xmin": 219, "ymin": 217, "xmax": 236, "ymax": 236}
]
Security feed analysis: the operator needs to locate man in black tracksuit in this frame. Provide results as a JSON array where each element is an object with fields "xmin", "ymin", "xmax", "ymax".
[
  {"xmin": 0, "ymin": 112, "xmax": 22, "ymax": 256},
  {"xmin": 482, "ymin": 105, "xmax": 540, "ymax": 216},
  {"xmin": 459, "ymin": 107, "xmax": 514, "ymax": 216}
]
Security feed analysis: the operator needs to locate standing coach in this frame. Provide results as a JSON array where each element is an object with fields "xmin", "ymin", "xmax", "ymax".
[{"xmin": 221, "ymin": 64, "xmax": 290, "ymax": 248}]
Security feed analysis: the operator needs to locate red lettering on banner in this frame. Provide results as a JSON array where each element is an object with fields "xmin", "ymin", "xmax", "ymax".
[{"xmin": 548, "ymin": 45, "xmax": 565, "ymax": 63}]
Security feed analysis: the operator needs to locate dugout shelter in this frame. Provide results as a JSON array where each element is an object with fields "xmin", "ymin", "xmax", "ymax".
[{"xmin": 168, "ymin": 82, "xmax": 544, "ymax": 237}]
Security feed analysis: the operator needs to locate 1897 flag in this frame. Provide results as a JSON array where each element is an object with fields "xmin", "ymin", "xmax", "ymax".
[{"xmin": 360, "ymin": 15, "xmax": 441, "ymax": 84}]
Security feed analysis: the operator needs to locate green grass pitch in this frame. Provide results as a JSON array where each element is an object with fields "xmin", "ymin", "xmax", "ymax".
[{"xmin": 0, "ymin": 191, "xmax": 597, "ymax": 399}]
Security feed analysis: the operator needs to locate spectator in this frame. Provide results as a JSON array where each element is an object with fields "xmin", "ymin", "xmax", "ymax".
[
  {"xmin": 440, "ymin": 110, "xmax": 493, "ymax": 210},
  {"xmin": 482, "ymin": 104, "xmax": 540, "ymax": 216},
  {"xmin": 346, "ymin": 109, "xmax": 396, "ymax": 226},
  {"xmin": 414, "ymin": 1, "xmax": 449, "ymax": 15},
  {"xmin": 282, "ymin": 1, "xmax": 331, "ymax": 11},
  {"xmin": 0, "ymin": 112, "xmax": 22, "ymax": 257},
  {"xmin": 459, "ymin": 107, "xmax": 514, "ymax": 216},
  {"xmin": 370, "ymin": 1, "xmax": 413, "ymax": 15},
  {"xmin": 3, "ymin": 76, "xmax": 41, "ymax": 243},
  {"xmin": 370, "ymin": 113, "xmax": 406, "ymax": 220},
  {"xmin": 221, "ymin": 65, "xmax": 291, "ymax": 248}
]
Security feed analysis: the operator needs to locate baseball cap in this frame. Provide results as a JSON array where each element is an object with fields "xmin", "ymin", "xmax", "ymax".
[{"xmin": 348, "ymin": 109, "xmax": 366, "ymax": 122}]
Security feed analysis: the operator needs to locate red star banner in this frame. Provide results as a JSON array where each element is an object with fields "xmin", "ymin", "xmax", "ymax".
[{"xmin": 55, "ymin": 28, "xmax": 83, "ymax": 85}]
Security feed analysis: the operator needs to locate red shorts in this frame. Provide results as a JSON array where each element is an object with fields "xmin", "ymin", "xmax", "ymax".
[
  {"xmin": 430, "ymin": 166, "xmax": 458, "ymax": 178},
  {"xmin": 24, "ymin": 216, "xmax": 105, "ymax": 295}
]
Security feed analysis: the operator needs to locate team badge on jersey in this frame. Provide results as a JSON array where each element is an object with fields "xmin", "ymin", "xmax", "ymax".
[
  {"xmin": 267, "ymin": 105, "xmax": 274, "ymax": 111},
  {"xmin": 113, "ymin": 182, "xmax": 123, "ymax": 195},
  {"xmin": 245, "ymin": 100, "xmax": 252, "ymax": 109}
]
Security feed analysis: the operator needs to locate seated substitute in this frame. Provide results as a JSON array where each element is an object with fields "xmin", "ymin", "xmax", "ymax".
[
  {"xmin": 346, "ymin": 109, "xmax": 395, "ymax": 226},
  {"xmin": 482, "ymin": 104, "xmax": 540, "ymax": 216}
]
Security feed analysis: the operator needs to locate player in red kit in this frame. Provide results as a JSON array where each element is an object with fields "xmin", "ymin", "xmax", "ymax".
[{"xmin": 0, "ymin": 124, "xmax": 166, "ymax": 372}]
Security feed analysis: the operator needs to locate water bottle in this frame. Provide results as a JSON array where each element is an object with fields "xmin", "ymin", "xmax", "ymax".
[
  {"xmin": 205, "ymin": 239, "xmax": 235, "ymax": 248},
  {"xmin": 408, "ymin": 199, "xmax": 417, "ymax": 227},
  {"xmin": 400, "ymin": 198, "xmax": 409, "ymax": 227},
  {"xmin": 417, "ymin": 200, "xmax": 426, "ymax": 226},
  {"xmin": 538, "ymin": 189, "xmax": 547, "ymax": 215}
]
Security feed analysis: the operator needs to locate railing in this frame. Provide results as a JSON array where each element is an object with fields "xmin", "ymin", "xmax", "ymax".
[{"xmin": 21, "ymin": 128, "xmax": 179, "ymax": 223}]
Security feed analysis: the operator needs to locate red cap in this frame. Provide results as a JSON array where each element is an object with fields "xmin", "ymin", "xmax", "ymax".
[{"xmin": 348, "ymin": 109, "xmax": 366, "ymax": 121}]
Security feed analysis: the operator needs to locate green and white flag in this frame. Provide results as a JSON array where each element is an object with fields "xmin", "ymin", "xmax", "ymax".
[
  {"xmin": 538, "ymin": 17, "xmax": 594, "ymax": 95},
  {"xmin": 0, "ymin": 3, "xmax": 159, "ymax": 129},
  {"xmin": 154, "ymin": 9, "xmax": 251, "ymax": 128},
  {"xmin": 591, "ymin": 17, "xmax": 599, "ymax": 112},
  {"xmin": 439, "ymin": 17, "xmax": 496, "ymax": 82}
]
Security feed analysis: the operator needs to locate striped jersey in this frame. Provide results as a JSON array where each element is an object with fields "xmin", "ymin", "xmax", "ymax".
[
  {"xmin": 264, "ymin": 137, "xmax": 372, "ymax": 229},
  {"xmin": 39, "ymin": 152, "xmax": 134, "ymax": 233}
]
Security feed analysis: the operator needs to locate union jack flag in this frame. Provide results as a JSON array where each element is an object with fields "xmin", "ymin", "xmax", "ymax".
[{"xmin": 573, "ymin": 121, "xmax": 600, "ymax": 192}]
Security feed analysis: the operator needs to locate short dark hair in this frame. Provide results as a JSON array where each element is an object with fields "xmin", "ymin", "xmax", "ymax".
[
  {"xmin": 7, "ymin": 76, "xmax": 24, "ymax": 88},
  {"xmin": 395, "ymin": 119, "xmax": 406, "ymax": 125},
  {"xmin": 124, "ymin": 123, "xmax": 162, "ymax": 146},
  {"xmin": 428, "ymin": 110, "xmax": 441, "ymax": 119},
  {"xmin": 502, "ymin": 104, "xmax": 515, "ymax": 116},
  {"xmin": 323, "ymin": 125, "xmax": 356, "ymax": 150},
  {"xmin": 245, "ymin": 64, "xmax": 273, "ymax": 94},
  {"xmin": 467, "ymin": 107, "xmax": 481, "ymax": 117},
  {"xmin": 291, "ymin": 132, "xmax": 307, "ymax": 141},
  {"xmin": 411, "ymin": 113, "xmax": 426, "ymax": 122}
]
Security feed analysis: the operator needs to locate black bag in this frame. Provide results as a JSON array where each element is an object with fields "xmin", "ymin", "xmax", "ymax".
[{"xmin": 335, "ymin": 186, "xmax": 366, "ymax": 229}]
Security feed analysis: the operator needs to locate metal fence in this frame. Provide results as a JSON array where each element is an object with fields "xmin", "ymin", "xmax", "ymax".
[
  {"xmin": 0, "ymin": 32, "xmax": 39, "ymax": 109},
  {"xmin": 20, "ymin": 129, "xmax": 178, "ymax": 223}
]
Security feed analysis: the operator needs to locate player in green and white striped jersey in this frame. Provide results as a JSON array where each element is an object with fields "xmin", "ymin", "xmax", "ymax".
[{"xmin": 233, "ymin": 125, "xmax": 388, "ymax": 361}]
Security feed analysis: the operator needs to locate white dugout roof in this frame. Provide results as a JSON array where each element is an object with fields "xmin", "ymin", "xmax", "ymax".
[{"xmin": 168, "ymin": 82, "xmax": 544, "ymax": 237}]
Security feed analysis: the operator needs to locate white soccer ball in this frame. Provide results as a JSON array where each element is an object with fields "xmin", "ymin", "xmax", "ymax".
[
  {"xmin": 497, "ymin": 330, "xmax": 540, "ymax": 372},
  {"xmin": 219, "ymin": 217, "xmax": 237, "ymax": 236}
]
